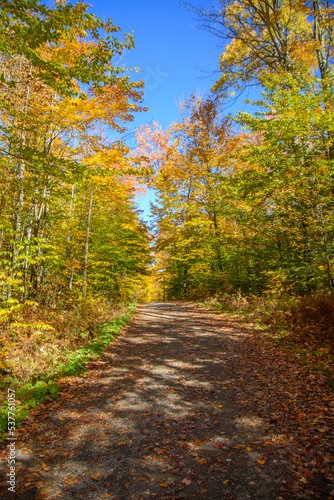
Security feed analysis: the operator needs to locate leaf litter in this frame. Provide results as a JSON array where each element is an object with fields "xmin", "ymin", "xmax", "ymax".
[{"xmin": 0, "ymin": 302, "xmax": 333, "ymax": 499}]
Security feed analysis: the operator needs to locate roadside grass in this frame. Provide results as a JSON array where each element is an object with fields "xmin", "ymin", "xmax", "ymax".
[
  {"xmin": 199, "ymin": 293, "xmax": 334, "ymax": 389},
  {"xmin": 0, "ymin": 299, "xmax": 137, "ymax": 435}
]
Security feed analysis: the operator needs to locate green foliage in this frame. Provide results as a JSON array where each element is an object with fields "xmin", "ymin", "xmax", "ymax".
[
  {"xmin": 0, "ymin": 0, "xmax": 139, "ymax": 96},
  {"xmin": 146, "ymin": 70, "xmax": 334, "ymax": 299},
  {"xmin": 0, "ymin": 0, "xmax": 151, "ymax": 309},
  {"xmin": 236, "ymin": 69, "xmax": 334, "ymax": 294}
]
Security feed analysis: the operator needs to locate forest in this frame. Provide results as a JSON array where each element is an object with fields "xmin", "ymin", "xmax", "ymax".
[{"xmin": 0, "ymin": 0, "xmax": 334, "ymax": 428}]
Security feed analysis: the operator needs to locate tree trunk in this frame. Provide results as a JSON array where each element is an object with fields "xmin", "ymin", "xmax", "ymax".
[{"xmin": 83, "ymin": 184, "xmax": 93, "ymax": 298}]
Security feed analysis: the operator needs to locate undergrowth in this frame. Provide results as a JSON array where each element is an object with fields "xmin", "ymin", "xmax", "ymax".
[
  {"xmin": 0, "ymin": 299, "xmax": 137, "ymax": 434},
  {"xmin": 200, "ymin": 293, "xmax": 334, "ymax": 387}
]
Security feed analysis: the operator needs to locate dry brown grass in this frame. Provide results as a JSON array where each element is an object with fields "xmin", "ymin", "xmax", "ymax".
[{"xmin": 1, "ymin": 297, "xmax": 126, "ymax": 384}]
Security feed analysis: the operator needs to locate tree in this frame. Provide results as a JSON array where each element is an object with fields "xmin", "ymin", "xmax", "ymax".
[
  {"xmin": 183, "ymin": 0, "xmax": 334, "ymax": 93},
  {"xmin": 0, "ymin": 1, "xmax": 151, "ymax": 306},
  {"xmin": 236, "ymin": 69, "xmax": 334, "ymax": 293},
  {"xmin": 136, "ymin": 94, "xmax": 245, "ymax": 298},
  {"xmin": 0, "ymin": 0, "xmax": 138, "ymax": 96}
]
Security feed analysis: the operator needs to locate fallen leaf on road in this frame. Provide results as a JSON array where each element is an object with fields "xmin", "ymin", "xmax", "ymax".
[
  {"xmin": 91, "ymin": 472, "xmax": 102, "ymax": 481},
  {"xmin": 182, "ymin": 479, "xmax": 192, "ymax": 485}
]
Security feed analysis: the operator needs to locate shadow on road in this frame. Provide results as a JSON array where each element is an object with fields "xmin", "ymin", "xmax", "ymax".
[{"xmin": 0, "ymin": 302, "xmax": 295, "ymax": 499}]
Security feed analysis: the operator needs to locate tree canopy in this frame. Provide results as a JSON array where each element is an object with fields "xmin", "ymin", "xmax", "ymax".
[{"xmin": 0, "ymin": 0, "xmax": 151, "ymax": 311}]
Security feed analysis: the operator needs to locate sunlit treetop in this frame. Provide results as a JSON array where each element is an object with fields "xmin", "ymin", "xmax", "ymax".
[{"xmin": 0, "ymin": 0, "xmax": 142, "ymax": 96}]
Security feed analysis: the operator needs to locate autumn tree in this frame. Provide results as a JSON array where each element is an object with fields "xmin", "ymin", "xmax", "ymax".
[
  {"xmin": 137, "ymin": 77, "xmax": 334, "ymax": 297},
  {"xmin": 136, "ymin": 94, "xmax": 245, "ymax": 298},
  {"xmin": 0, "ymin": 0, "xmax": 136, "ymax": 96},
  {"xmin": 183, "ymin": 0, "xmax": 334, "ymax": 93},
  {"xmin": 0, "ymin": 1, "xmax": 151, "ymax": 308},
  {"xmin": 236, "ymin": 69, "xmax": 334, "ymax": 294}
]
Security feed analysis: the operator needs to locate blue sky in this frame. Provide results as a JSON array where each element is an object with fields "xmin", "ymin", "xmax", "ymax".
[
  {"xmin": 87, "ymin": 1, "xmax": 251, "ymax": 221},
  {"xmin": 89, "ymin": 1, "xmax": 223, "ymax": 125}
]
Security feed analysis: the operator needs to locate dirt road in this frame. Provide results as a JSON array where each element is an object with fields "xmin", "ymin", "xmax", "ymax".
[{"xmin": 0, "ymin": 302, "xmax": 332, "ymax": 499}]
